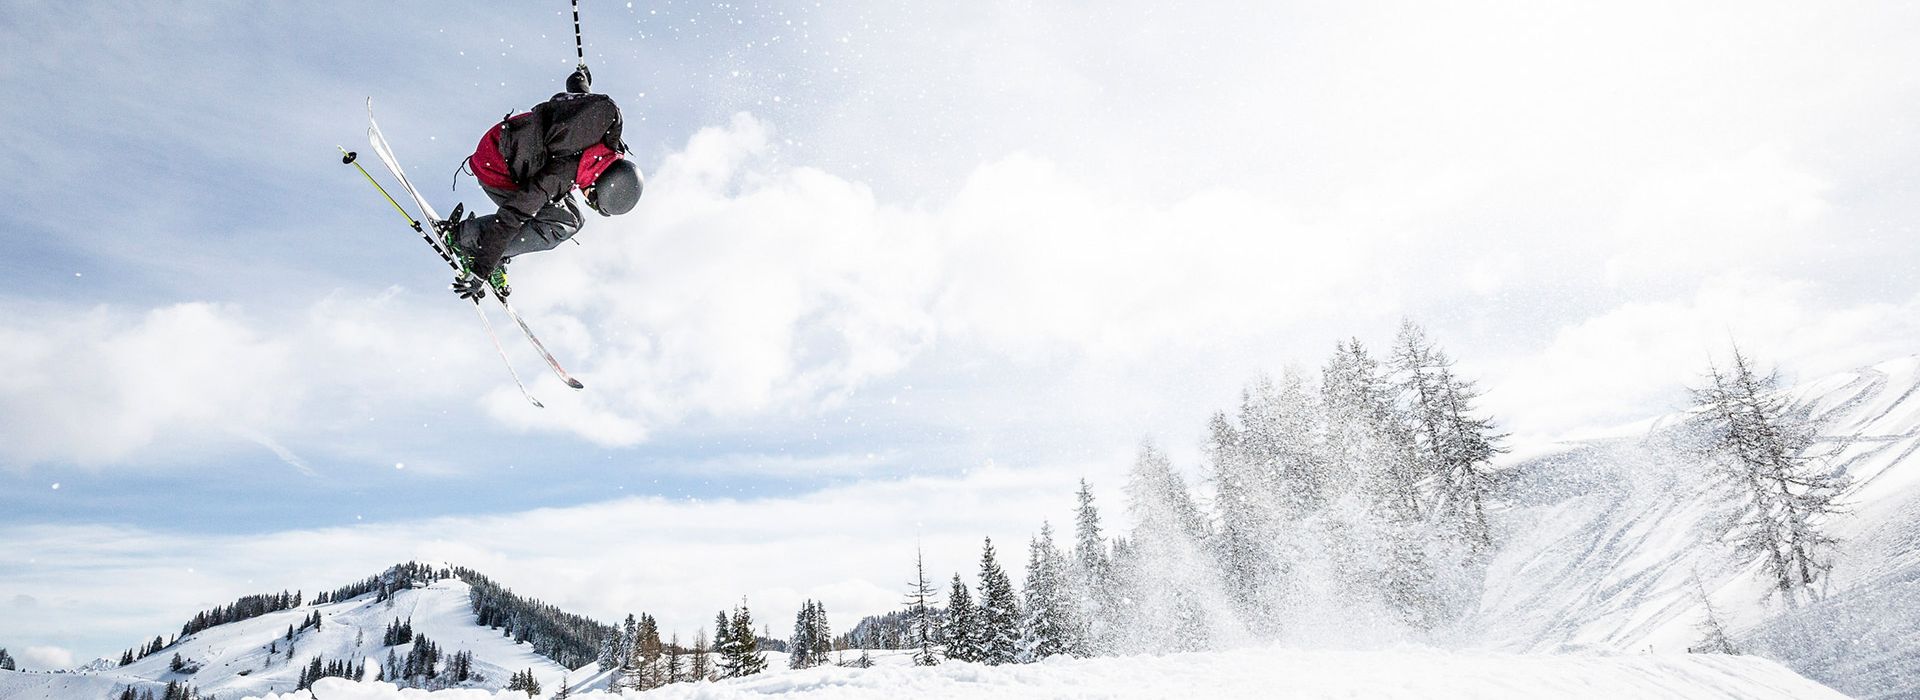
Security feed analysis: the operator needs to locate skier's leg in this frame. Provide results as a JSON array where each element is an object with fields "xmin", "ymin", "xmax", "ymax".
[{"xmin": 498, "ymin": 199, "xmax": 584, "ymax": 259}]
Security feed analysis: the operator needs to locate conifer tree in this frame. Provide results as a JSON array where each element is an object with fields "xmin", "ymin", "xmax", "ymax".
[
  {"xmin": 1119, "ymin": 441, "xmax": 1219, "ymax": 653},
  {"xmin": 974, "ymin": 537, "xmax": 1022, "ymax": 664},
  {"xmin": 1692, "ymin": 347, "xmax": 1848, "ymax": 595},
  {"xmin": 506, "ymin": 668, "xmax": 541, "ymax": 697},
  {"xmin": 1323, "ymin": 339, "xmax": 1442, "ymax": 629},
  {"xmin": 611, "ymin": 613, "xmax": 638, "ymax": 688},
  {"xmin": 1391, "ymin": 320, "xmax": 1505, "ymax": 552},
  {"xmin": 0, "ymin": 648, "xmax": 14, "ymax": 671},
  {"xmin": 596, "ymin": 630, "xmax": 618, "ymax": 672},
  {"xmin": 628, "ymin": 613, "xmax": 663, "ymax": 690},
  {"xmin": 665, "ymin": 633, "xmax": 685, "ymax": 683},
  {"xmin": 719, "ymin": 601, "xmax": 768, "ymax": 678},
  {"xmin": 810, "ymin": 601, "xmax": 833, "ymax": 666},
  {"xmin": 905, "ymin": 548, "xmax": 942, "ymax": 666},
  {"xmin": 690, "ymin": 629, "xmax": 712, "ymax": 681},
  {"xmin": 1019, "ymin": 523, "xmax": 1073, "ymax": 661},
  {"xmin": 1687, "ymin": 576, "xmax": 1739, "ymax": 655},
  {"xmin": 791, "ymin": 600, "xmax": 818, "ymax": 669},
  {"xmin": 1068, "ymin": 479, "xmax": 1110, "ymax": 655},
  {"xmin": 943, "ymin": 574, "xmax": 979, "ymax": 662}
]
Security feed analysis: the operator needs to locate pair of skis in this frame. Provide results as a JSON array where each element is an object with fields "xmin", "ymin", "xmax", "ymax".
[{"xmin": 343, "ymin": 99, "xmax": 582, "ymax": 407}]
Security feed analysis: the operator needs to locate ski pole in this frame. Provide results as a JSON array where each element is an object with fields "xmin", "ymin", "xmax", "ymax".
[
  {"xmin": 572, "ymin": 0, "xmax": 585, "ymax": 68},
  {"xmin": 339, "ymin": 146, "xmax": 424, "ymax": 234}
]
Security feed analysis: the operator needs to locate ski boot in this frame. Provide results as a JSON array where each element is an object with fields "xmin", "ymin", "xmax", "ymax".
[{"xmin": 435, "ymin": 204, "xmax": 510, "ymax": 295}]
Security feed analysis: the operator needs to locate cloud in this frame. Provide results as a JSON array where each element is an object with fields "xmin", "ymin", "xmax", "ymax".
[
  {"xmin": 18, "ymin": 646, "xmax": 74, "ymax": 671},
  {"xmin": 1484, "ymin": 274, "xmax": 1920, "ymax": 441},
  {"xmin": 0, "ymin": 291, "xmax": 487, "ymax": 469},
  {"xmin": 6, "ymin": 1, "xmax": 1920, "ymax": 490}
]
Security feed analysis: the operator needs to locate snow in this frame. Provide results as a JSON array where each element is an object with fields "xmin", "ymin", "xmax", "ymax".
[
  {"xmin": 238, "ymin": 648, "xmax": 1843, "ymax": 700},
  {"xmin": 1453, "ymin": 355, "xmax": 1920, "ymax": 697}
]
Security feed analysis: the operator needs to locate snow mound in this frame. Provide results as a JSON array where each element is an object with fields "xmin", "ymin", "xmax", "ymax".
[{"xmin": 245, "ymin": 648, "xmax": 1842, "ymax": 700}]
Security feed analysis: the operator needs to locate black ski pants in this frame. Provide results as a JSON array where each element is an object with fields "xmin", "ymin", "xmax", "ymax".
[{"xmin": 455, "ymin": 186, "xmax": 584, "ymax": 270}]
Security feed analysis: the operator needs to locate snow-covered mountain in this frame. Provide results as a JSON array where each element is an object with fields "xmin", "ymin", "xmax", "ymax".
[
  {"xmin": 0, "ymin": 572, "xmax": 592, "ymax": 700},
  {"xmin": 1459, "ymin": 355, "xmax": 1920, "ymax": 698}
]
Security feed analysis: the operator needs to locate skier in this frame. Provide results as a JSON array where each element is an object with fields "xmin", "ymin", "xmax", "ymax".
[{"xmin": 441, "ymin": 65, "xmax": 643, "ymax": 300}]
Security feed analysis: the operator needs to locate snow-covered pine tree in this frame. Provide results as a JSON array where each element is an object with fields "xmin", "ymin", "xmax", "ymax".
[
  {"xmin": 975, "ymin": 537, "xmax": 1023, "ymax": 664},
  {"xmin": 1069, "ymin": 479, "xmax": 1110, "ymax": 656},
  {"xmin": 596, "ymin": 630, "xmax": 618, "ymax": 672},
  {"xmin": 712, "ymin": 610, "xmax": 736, "ymax": 678},
  {"xmin": 0, "ymin": 648, "xmax": 14, "ymax": 671},
  {"xmin": 905, "ymin": 548, "xmax": 942, "ymax": 666},
  {"xmin": 506, "ymin": 668, "xmax": 541, "ymax": 697},
  {"xmin": 610, "ymin": 613, "xmax": 637, "ymax": 688},
  {"xmin": 1119, "ymin": 440, "xmax": 1219, "ymax": 653},
  {"xmin": 791, "ymin": 600, "xmax": 819, "ymax": 669},
  {"xmin": 1205, "ymin": 380, "xmax": 1299, "ymax": 638},
  {"xmin": 728, "ymin": 602, "xmax": 769, "ymax": 676},
  {"xmin": 944, "ymin": 573, "xmax": 979, "ymax": 662},
  {"xmin": 1322, "ymin": 339, "xmax": 1441, "ymax": 630},
  {"xmin": 809, "ymin": 601, "xmax": 833, "ymax": 665},
  {"xmin": 1019, "ymin": 523, "xmax": 1074, "ymax": 661},
  {"xmin": 1692, "ymin": 347, "xmax": 1848, "ymax": 596}
]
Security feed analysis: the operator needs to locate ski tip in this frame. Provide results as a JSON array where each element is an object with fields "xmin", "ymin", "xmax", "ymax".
[
  {"xmin": 531, "ymin": 399, "xmax": 545, "ymax": 408},
  {"xmin": 566, "ymin": 379, "xmax": 585, "ymax": 390}
]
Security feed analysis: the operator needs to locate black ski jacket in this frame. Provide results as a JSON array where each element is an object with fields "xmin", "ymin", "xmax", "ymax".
[{"xmin": 472, "ymin": 92, "xmax": 625, "ymax": 277}]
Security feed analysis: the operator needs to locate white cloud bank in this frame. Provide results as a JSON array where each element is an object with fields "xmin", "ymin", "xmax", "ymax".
[{"xmin": 0, "ymin": 460, "xmax": 1115, "ymax": 663}]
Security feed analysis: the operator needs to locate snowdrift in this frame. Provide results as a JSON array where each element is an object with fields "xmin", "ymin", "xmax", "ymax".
[{"xmin": 242, "ymin": 648, "xmax": 1842, "ymax": 699}]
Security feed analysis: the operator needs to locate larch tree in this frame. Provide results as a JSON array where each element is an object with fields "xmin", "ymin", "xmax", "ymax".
[
  {"xmin": 905, "ymin": 548, "xmax": 943, "ymax": 666},
  {"xmin": 1691, "ymin": 346, "xmax": 1848, "ymax": 596}
]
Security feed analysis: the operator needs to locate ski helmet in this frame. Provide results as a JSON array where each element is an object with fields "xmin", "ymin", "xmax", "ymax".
[{"xmin": 587, "ymin": 159, "xmax": 642, "ymax": 216}]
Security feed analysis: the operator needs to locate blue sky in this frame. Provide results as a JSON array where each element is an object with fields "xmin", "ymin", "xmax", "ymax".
[{"xmin": 5, "ymin": 0, "xmax": 1920, "ymax": 668}]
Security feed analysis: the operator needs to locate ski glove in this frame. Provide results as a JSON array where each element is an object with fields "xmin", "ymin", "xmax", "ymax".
[{"xmin": 451, "ymin": 275, "xmax": 488, "ymax": 302}]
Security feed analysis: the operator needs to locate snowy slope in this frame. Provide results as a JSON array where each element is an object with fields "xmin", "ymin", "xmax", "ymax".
[
  {"xmin": 1459, "ymin": 355, "xmax": 1920, "ymax": 697},
  {"xmin": 244, "ymin": 648, "xmax": 1844, "ymax": 700},
  {"xmin": 0, "ymin": 580, "xmax": 578, "ymax": 700}
]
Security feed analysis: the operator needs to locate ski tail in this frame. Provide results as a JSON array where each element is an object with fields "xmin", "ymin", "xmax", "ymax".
[
  {"xmin": 470, "ymin": 302, "xmax": 544, "ymax": 408},
  {"xmin": 498, "ymin": 299, "xmax": 586, "ymax": 390}
]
